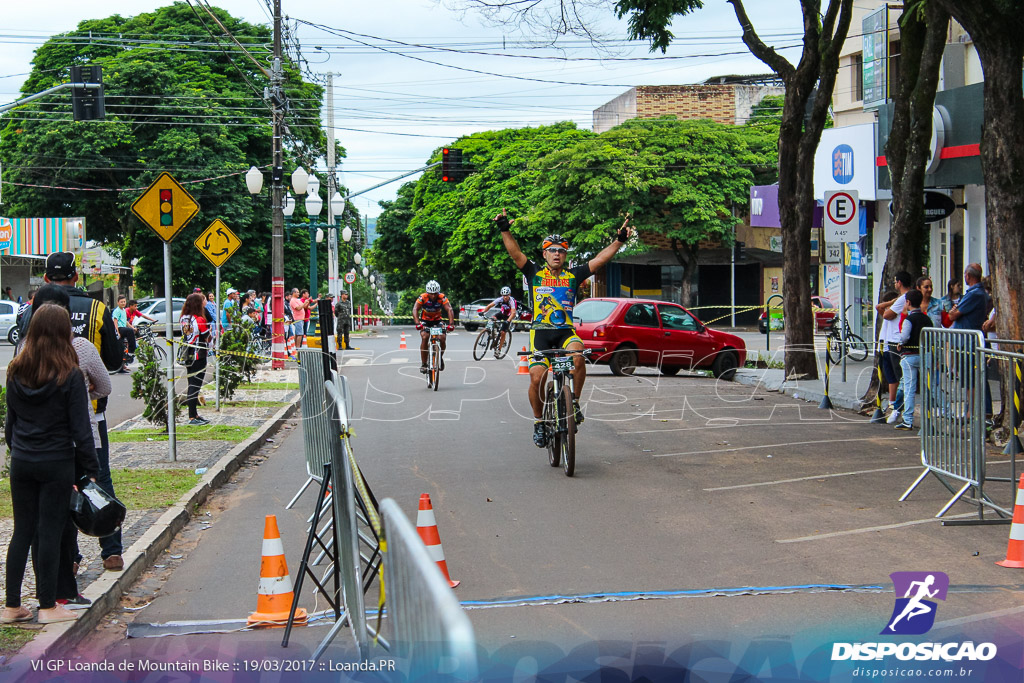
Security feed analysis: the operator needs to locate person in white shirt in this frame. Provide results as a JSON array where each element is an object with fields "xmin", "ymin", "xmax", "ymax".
[{"xmin": 875, "ymin": 271, "xmax": 913, "ymax": 424}]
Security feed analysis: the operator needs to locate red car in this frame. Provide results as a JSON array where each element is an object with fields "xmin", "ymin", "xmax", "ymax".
[{"xmin": 571, "ymin": 298, "xmax": 747, "ymax": 379}]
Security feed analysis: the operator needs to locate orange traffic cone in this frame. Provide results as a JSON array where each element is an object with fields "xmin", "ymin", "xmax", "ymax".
[
  {"xmin": 996, "ymin": 474, "xmax": 1024, "ymax": 568},
  {"xmin": 399, "ymin": 332, "xmax": 407, "ymax": 350},
  {"xmin": 248, "ymin": 515, "xmax": 307, "ymax": 627},
  {"xmin": 416, "ymin": 494, "xmax": 459, "ymax": 588},
  {"xmin": 285, "ymin": 335, "xmax": 297, "ymax": 359},
  {"xmin": 517, "ymin": 347, "xmax": 530, "ymax": 375}
]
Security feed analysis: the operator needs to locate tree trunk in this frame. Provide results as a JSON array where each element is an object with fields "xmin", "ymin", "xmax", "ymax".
[
  {"xmin": 669, "ymin": 237, "xmax": 698, "ymax": 307},
  {"xmin": 937, "ymin": 1, "xmax": 1024, "ymax": 348}
]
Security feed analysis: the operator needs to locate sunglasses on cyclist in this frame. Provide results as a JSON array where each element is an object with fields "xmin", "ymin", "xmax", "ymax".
[{"xmin": 545, "ymin": 246, "xmax": 567, "ymax": 254}]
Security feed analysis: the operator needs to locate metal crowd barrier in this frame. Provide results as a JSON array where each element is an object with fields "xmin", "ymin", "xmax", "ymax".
[
  {"xmin": 287, "ymin": 348, "xmax": 336, "ymax": 509},
  {"xmin": 380, "ymin": 498, "xmax": 478, "ymax": 681},
  {"xmin": 902, "ymin": 327, "xmax": 1009, "ymax": 519},
  {"xmin": 978, "ymin": 341, "xmax": 1023, "ymax": 491}
]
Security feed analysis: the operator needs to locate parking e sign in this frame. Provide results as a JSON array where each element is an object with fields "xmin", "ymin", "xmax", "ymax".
[{"xmin": 824, "ymin": 190, "xmax": 859, "ymax": 243}]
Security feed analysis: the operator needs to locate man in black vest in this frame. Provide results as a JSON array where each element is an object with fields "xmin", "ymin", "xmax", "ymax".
[{"xmin": 895, "ymin": 288, "xmax": 932, "ymax": 431}]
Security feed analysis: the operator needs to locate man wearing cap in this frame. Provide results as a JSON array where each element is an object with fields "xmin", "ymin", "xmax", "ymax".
[
  {"xmin": 20, "ymin": 252, "xmax": 126, "ymax": 571},
  {"xmin": 334, "ymin": 291, "xmax": 354, "ymax": 350},
  {"xmin": 221, "ymin": 288, "xmax": 240, "ymax": 331}
]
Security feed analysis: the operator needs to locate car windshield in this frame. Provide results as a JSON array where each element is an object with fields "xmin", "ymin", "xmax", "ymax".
[{"xmin": 572, "ymin": 300, "xmax": 617, "ymax": 323}]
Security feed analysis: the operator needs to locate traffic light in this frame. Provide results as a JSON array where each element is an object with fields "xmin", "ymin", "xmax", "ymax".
[
  {"xmin": 734, "ymin": 240, "xmax": 746, "ymax": 261},
  {"xmin": 159, "ymin": 189, "xmax": 173, "ymax": 227},
  {"xmin": 441, "ymin": 147, "xmax": 463, "ymax": 182},
  {"xmin": 70, "ymin": 65, "xmax": 105, "ymax": 121}
]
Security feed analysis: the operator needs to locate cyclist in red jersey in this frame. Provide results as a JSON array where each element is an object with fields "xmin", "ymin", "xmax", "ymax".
[{"xmin": 412, "ymin": 280, "xmax": 455, "ymax": 373}]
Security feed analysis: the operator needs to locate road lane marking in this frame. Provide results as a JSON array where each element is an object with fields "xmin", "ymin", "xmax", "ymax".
[
  {"xmin": 704, "ymin": 465, "xmax": 923, "ymax": 491},
  {"xmin": 775, "ymin": 513, "xmax": 978, "ymax": 543},
  {"xmin": 651, "ymin": 436, "xmax": 916, "ymax": 458},
  {"xmin": 932, "ymin": 604, "xmax": 1024, "ymax": 630}
]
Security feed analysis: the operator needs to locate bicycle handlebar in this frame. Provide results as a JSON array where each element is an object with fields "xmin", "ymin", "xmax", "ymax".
[{"xmin": 518, "ymin": 348, "xmax": 592, "ymax": 359}]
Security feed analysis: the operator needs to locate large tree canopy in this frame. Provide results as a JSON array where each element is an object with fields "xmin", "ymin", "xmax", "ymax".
[
  {"xmin": 373, "ymin": 116, "xmax": 776, "ymax": 305},
  {"xmin": 0, "ymin": 2, "xmax": 338, "ymax": 293}
]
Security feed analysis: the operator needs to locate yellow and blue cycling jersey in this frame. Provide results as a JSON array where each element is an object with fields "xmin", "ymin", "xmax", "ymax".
[{"xmin": 519, "ymin": 260, "xmax": 590, "ymax": 367}]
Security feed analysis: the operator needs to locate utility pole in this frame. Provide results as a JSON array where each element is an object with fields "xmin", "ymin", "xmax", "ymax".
[
  {"xmin": 326, "ymin": 73, "xmax": 339, "ymax": 299},
  {"xmin": 270, "ymin": 0, "xmax": 286, "ymax": 370}
]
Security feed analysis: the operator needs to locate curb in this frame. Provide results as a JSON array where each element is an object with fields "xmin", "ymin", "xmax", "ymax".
[
  {"xmin": 732, "ymin": 368, "xmax": 865, "ymax": 412},
  {"xmin": 7, "ymin": 400, "xmax": 300, "ymax": 670}
]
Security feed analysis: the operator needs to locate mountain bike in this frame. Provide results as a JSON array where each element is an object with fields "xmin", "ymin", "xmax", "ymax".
[
  {"xmin": 521, "ymin": 347, "xmax": 591, "ymax": 477},
  {"xmin": 134, "ymin": 324, "xmax": 167, "ymax": 363},
  {"xmin": 472, "ymin": 317, "xmax": 513, "ymax": 361},
  {"xmin": 426, "ymin": 325, "xmax": 446, "ymax": 391},
  {"xmin": 825, "ymin": 305, "xmax": 869, "ymax": 364}
]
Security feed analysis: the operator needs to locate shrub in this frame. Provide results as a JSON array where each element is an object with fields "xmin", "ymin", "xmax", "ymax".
[
  {"xmin": 130, "ymin": 340, "xmax": 181, "ymax": 426},
  {"xmin": 218, "ymin": 320, "xmax": 260, "ymax": 400}
]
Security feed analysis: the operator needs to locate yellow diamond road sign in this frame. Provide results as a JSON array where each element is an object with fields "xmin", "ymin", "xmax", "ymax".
[
  {"xmin": 195, "ymin": 219, "xmax": 242, "ymax": 268},
  {"xmin": 130, "ymin": 172, "xmax": 200, "ymax": 243}
]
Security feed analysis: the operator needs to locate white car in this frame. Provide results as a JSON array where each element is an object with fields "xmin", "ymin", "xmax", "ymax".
[
  {"xmin": 135, "ymin": 297, "xmax": 188, "ymax": 334},
  {"xmin": 0, "ymin": 300, "xmax": 20, "ymax": 344}
]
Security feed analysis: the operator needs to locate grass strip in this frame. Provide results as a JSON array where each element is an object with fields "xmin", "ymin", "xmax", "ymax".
[
  {"xmin": 221, "ymin": 400, "xmax": 290, "ymax": 408},
  {"xmin": 0, "ymin": 626, "xmax": 34, "ymax": 659},
  {"xmin": 238, "ymin": 382, "xmax": 300, "ymax": 390},
  {"xmin": 108, "ymin": 425, "xmax": 256, "ymax": 442}
]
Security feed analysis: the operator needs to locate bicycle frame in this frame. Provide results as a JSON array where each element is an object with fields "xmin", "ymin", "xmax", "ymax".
[{"xmin": 427, "ymin": 326, "xmax": 445, "ymax": 390}]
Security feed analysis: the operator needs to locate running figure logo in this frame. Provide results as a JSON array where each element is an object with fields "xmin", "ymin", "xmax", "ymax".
[{"xmin": 881, "ymin": 571, "xmax": 949, "ymax": 635}]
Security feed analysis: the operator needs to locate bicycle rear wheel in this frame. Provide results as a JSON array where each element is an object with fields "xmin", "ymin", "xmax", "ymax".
[
  {"xmin": 472, "ymin": 329, "xmax": 490, "ymax": 361},
  {"xmin": 826, "ymin": 333, "xmax": 842, "ymax": 365},
  {"xmin": 559, "ymin": 382, "xmax": 576, "ymax": 477},
  {"xmin": 431, "ymin": 344, "xmax": 441, "ymax": 391},
  {"xmin": 494, "ymin": 329, "xmax": 513, "ymax": 359},
  {"xmin": 543, "ymin": 382, "xmax": 560, "ymax": 467},
  {"xmin": 151, "ymin": 342, "xmax": 167, "ymax": 363},
  {"xmin": 845, "ymin": 333, "xmax": 869, "ymax": 362}
]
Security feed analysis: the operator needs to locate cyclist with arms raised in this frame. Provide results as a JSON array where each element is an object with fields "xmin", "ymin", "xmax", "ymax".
[
  {"xmin": 412, "ymin": 280, "xmax": 455, "ymax": 374},
  {"xmin": 496, "ymin": 209, "xmax": 632, "ymax": 447},
  {"xmin": 478, "ymin": 286, "xmax": 517, "ymax": 358}
]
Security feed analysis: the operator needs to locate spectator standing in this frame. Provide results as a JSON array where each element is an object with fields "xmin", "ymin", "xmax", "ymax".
[
  {"xmin": 111, "ymin": 295, "xmax": 134, "ymax": 373},
  {"xmin": 221, "ymin": 288, "xmax": 239, "ymax": 331},
  {"xmin": 204, "ymin": 292, "xmax": 218, "ymax": 340},
  {"xmin": 3, "ymin": 305, "xmax": 99, "ymax": 624},
  {"xmin": 948, "ymin": 263, "xmax": 992, "ymax": 417},
  {"xmin": 916, "ymin": 276, "xmax": 943, "ymax": 329},
  {"xmin": 876, "ymin": 271, "xmax": 913, "ymax": 424},
  {"xmin": 289, "ymin": 288, "xmax": 312, "ymax": 348},
  {"xmin": 335, "ymin": 291, "xmax": 353, "ymax": 350},
  {"xmin": 19, "ymin": 252, "xmax": 124, "ymax": 571},
  {"xmin": 895, "ymin": 289, "xmax": 932, "ymax": 430},
  {"xmin": 180, "ymin": 293, "xmax": 211, "ymax": 426},
  {"xmin": 3, "ymin": 286, "xmax": 13, "ymax": 300}
]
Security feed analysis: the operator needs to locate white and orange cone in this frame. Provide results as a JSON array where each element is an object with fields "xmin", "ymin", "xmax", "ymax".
[
  {"xmin": 399, "ymin": 332, "xmax": 407, "ymax": 350},
  {"xmin": 416, "ymin": 494, "xmax": 459, "ymax": 588},
  {"xmin": 285, "ymin": 335, "xmax": 297, "ymax": 359},
  {"xmin": 248, "ymin": 515, "xmax": 307, "ymax": 627},
  {"xmin": 996, "ymin": 474, "xmax": 1024, "ymax": 568},
  {"xmin": 517, "ymin": 347, "xmax": 530, "ymax": 375}
]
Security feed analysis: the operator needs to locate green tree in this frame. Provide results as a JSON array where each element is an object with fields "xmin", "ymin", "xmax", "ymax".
[
  {"xmin": 528, "ymin": 117, "xmax": 776, "ymax": 305},
  {"xmin": 0, "ymin": 2, "xmax": 340, "ymax": 293}
]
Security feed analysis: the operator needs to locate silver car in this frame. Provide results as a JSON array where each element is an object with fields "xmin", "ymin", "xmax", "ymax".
[
  {"xmin": 458, "ymin": 298, "xmax": 498, "ymax": 332},
  {"xmin": 135, "ymin": 297, "xmax": 188, "ymax": 334},
  {"xmin": 1, "ymin": 300, "xmax": 20, "ymax": 344}
]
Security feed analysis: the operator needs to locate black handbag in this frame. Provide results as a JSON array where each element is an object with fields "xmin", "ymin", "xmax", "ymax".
[{"xmin": 70, "ymin": 482, "xmax": 127, "ymax": 538}]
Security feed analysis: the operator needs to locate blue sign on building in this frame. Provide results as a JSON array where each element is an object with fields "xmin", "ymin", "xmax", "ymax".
[{"xmin": 832, "ymin": 144, "xmax": 854, "ymax": 184}]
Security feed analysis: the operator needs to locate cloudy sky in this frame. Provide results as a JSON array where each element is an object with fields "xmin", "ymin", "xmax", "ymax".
[{"xmin": 1, "ymin": 0, "xmax": 805, "ymax": 217}]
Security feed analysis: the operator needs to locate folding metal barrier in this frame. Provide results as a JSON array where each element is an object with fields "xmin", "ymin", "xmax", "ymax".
[
  {"xmin": 287, "ymin": 348, "xmax": 335, "ymax": 508},
  {"xmin": 902, "ymin": 327, "xmax": 1002, "ymax": 519},
  {"xmin": 380, "ymin": 498, "xmax": 477, "ymax": 681}
]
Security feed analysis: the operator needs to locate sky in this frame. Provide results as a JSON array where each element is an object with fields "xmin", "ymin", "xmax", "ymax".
[{"xmin": 0, "ymin": 0, "xmax": 806, "ymax": 218}]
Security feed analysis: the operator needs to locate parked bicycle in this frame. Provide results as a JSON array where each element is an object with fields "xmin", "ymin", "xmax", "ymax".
[
  {"xmin": 133, "ymin": 323, "xmax": 167, "ymax": 363},
  {"xmin": 825, "ymin": 305, "xmax": 869, "ymax": 363},
  {"xmin": 521, "ymin": 347, "xmax": 591, "ymax": 477},
  {"xmin": 425, "ymin": 324, "xmax": 446, "ymax": 391},
  {"xmin": 472, "ymin": 317, "xmax": 513, "ymax": 361}
]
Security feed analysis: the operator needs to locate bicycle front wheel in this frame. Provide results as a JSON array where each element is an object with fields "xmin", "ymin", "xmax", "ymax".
[
  {"xmin": 543, "ymin": 382, "xmax": 560, "ymax": 467},
  {"xmin": 845, "ymin": 333, "xmax": 869, "ymax": 362},
  {"xmin": 472, "ymin": 329, "xmax": 490, "ymax": 361},
  {"xmin": 431, "ymin": 344, "xmax": 441, "ymax": 391},
  {"xmin": 152, "ymin": 342, "xmax": 168, "ymax": 364},
  {"xmin": 495, "ymin": 329, "xmax": 512, "ymax": 360},
  {"xmin": 559, "ymin": 382, "xmax": 576, "ymax": 477}
]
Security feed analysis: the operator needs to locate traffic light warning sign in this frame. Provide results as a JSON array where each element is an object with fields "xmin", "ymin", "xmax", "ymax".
[{"xmin": 131, "ymin": 172, "xmax": 200, "ymax": 243}]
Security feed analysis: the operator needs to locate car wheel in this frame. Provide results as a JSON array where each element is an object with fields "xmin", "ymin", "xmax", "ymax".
[
  {"xmin": 7, "ymin": 326, "xmax": 19, "ymax": 345},
  {"xmin": 464, "ymin": 324, "xmax": 478, "ymax": 332},
  {"xmin": 712, "ymin": 350, "xmax": 739, "ymax": 380},
  {"xmin": 660, "ymin": 365, "xmax": 681, "ymax": 376},
  {"xmin": 609, "ymin": 346, "xmax": 637, "ymax": 376}
]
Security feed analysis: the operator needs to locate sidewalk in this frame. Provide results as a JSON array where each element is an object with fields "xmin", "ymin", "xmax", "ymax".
[{"xmin": 0, "ymin": 365, "xmax": 301, "ymax": 664}]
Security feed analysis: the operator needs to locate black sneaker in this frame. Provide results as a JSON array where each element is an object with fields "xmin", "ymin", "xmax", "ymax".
[
  {"xmin": 188, "ymin": 417, "xmax": 209, "ymax": 426},
  {"xmin": 572, "ymin": 399, "xmax": 584, "ymax": 426},
  {"xmin": 419, "ymin": 365, "xmax": 428, "ymax": 374},
  {"xmin": 57, "ymin": 594, "xmax": 91, "ymax": 610},
  {"xmin": 894, "ymin": 421, "xmax": 913, "ymax": 430},
  {"xmin": 533, "ymin": 421, "xmax": 547, "ymax": 448}
]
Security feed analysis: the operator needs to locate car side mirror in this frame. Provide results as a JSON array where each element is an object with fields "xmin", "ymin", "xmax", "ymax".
[{"xmin": 573, "ymin": 316, "xmax": 582, "ymax": 325}]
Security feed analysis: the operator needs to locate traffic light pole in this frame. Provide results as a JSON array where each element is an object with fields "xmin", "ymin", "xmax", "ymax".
[
  {"xmin": 0, "ymin": 82, "xmax": 101, "ymax": 115},
  {"xmin": 164, "ymin": 242, "xmax": 177, "ymax": 461},
  {"xmin": 270, "ymin": 0, "xmax": 286, "ymax": 370}
]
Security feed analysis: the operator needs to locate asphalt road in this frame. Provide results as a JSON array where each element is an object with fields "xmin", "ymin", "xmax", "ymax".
[{"xmin": 71, "ymin": 327, "xmax": 1023, "ymax": 680}]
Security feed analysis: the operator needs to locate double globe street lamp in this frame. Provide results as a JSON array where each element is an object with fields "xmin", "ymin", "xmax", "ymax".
[{"xmin": 282, "ymin": 168, "xmax": 344, "ymax": 296}]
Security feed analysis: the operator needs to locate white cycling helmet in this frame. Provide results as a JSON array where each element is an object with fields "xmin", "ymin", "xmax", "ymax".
[
  {"xmin": 500, "ymin": 286, "xmax": 511, "ymax": 296},
  {"xmin": 425, "ymin": 280, "xmax": 441, "ymax": 294}
]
